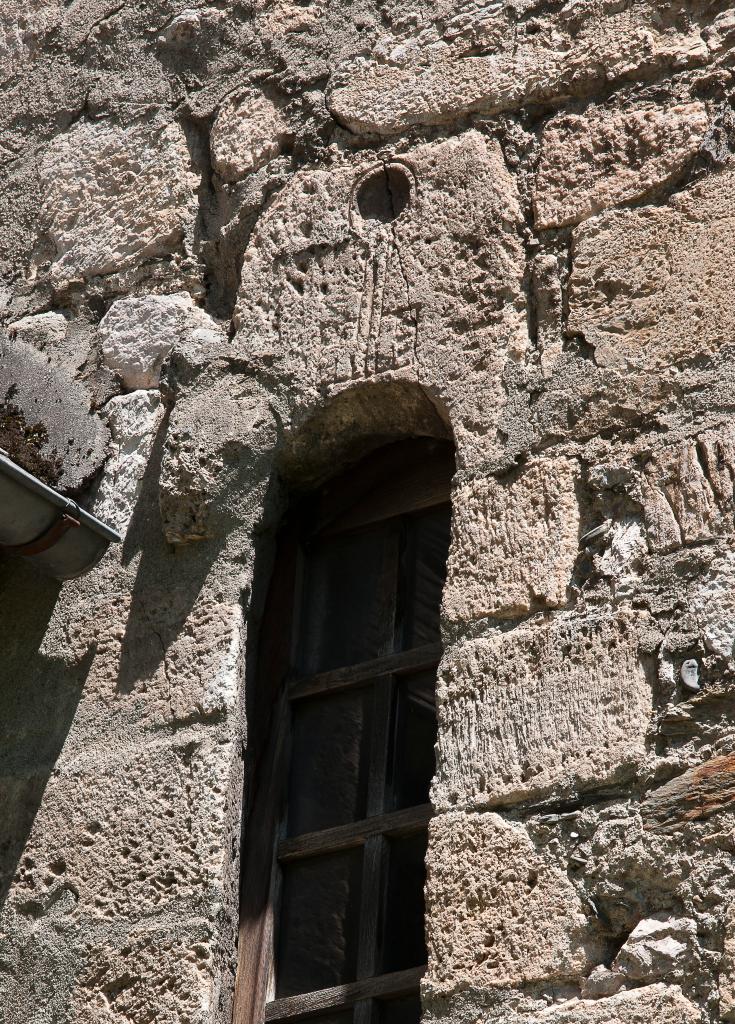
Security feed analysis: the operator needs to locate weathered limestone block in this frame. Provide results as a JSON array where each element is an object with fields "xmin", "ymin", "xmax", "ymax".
[
  {"xmin": 160, "ymin": 375, "xmax": 276, "ymax": 544},
  {"xmin": 37, "ymin": 579, "xmax": 246, "ymax": 732},
  {"xmin": 689, "ymin": 549, "xmax": 735, "ymax": 658},
  {"xmin": 0, "ymin": 2, "xmax": 62, "ymax": 86},
  {"xmin": 612, "ymin": 914, "xmax": 699, "ymax": 982},
  {"xmin": 328, "ymin": 5, "xmax": 709, "ymax": 135},
  {"xmin": 569, "ymin": 166, "xmax": 735, "ymax": 373},
  {"xmin": 92, "ymin": 390, "xmax": 164, "ymax": 536},
  {"xmin": 8, "ymin": 310, "xmax": 67, "ymax": 351},
  {"xmin": 641, "ymin": 425, "xmax": 735, "ymax": 552},
  {"xmin": 37, "ymin": 117, "xmax": 198, "ymax": 292},
  {"xmin": 100, "ymin": 292, "xmax": 227, "ymax": 390},
  {"xmin": 6, "ymin": 734, "xmax": 233, "ymax": 923},
  {"xmin": 719, "ymin": 900, "xmax": 735, "ymax": 1019},
  {"xmin": 425, "ymin": 812, "xmax": 602, "ymax": 994},
  {"xmin": 211, "ymin": 90, "xmax": 290, "ymax": 182},
  {"xmin": 233, "ymin": 130, "xmax": 527, "ymax": 468},
  {"xmin": 70, "ymin": 920, "xmax": 216, "ymax": 1024},
  {"xmin": 163, "ymin": 601, "xmax": 244, "ymax": 724},
  {"xmin": 500, "ymin": 984, "xmax": 701, "ymax": 1023},
  {"xmin": 443, "ymin": 458, "xmax": 579, "ymax": 621},
  {"xmin": 434, "ymin": 613, "xmax": 653, "ymax": 809},
  {"xmin": 535, "ymin": 102, "xmax": 708, "ymax": 229}
]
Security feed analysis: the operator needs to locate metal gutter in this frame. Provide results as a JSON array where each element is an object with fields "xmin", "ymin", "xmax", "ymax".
[{"xmin": 0, "ymin": 447, "xmax": 122, "ymax": 580}]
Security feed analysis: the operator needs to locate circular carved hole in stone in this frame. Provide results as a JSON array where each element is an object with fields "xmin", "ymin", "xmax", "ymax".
[{"xmin": 356, "ymin": 163, "xmax": 412, "ymax": 223}]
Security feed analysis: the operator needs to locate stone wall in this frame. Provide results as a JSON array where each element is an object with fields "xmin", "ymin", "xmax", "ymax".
[{"xmin": 2, "ymin": 2, "xmax": 735, "ymax": 1023}]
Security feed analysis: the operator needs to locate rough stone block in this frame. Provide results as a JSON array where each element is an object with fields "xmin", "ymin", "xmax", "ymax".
[
  {"xmin": 568, "ymin": 166, "xmax": 735, "ymax": 373},
  {"xmin": 211, "ymin": 89, "xmax": 290, "ymax": 182},
  {"xmin": 233, "ymin": 130, "xmax": 527, "ymax": 469},
  {"xmin": 534, "ymin": 101, "xmax": 707, "ymax": 229},
  {"xmin": 37, "ymin": 588, "xmax": 246, "ymax": 732},
  {"xmin": 720, "ymin": 900, "xmax": 735, "ymax": 1019},
  {"xmin": 8, "ymin": 311, "xmax": 67, "ymax": 351},
  {"xmin": 100, "ymin": 292, "xmax": 226, "ymax": 390},
  {"xmin": 688, "ymin": 549, "xmax": 735, "ymax": 658},
  {"xmin": 443, "ymin": 458, "xmax": 579, "ymax": 622},
  {"xmin": 425, "ymin": 811, "xmax": 602, "ymax": 994},
  {"xmin": 70, "ymin": 920, "xmax": 217, "ymax": 1024},
  {"xmin": 434, "ymin": 613, "xmax": 653, "ymax": 809},
  {"xmin": 612, "ymin": 914, "xmax": 699, "ymax": 983},
  {"xmin": 92, "ymin": 390, "xmax": 164, "ymax": 535},
  {"xmin": 159, "ymin": 375, "xmax": 275, "ymax": 544},
  {"xmin": 501, "ymin": 984, "xmax": 701, "ymax": 1023},
  {"xmin": 327, "ymin": 6, "xmax": 709, "ymax": 135},
  {"xmin": 5, "ymin": 733, "xmax": 235, "ymax": 924},
  {"xmin": 641, "ymin": 425, "xmax": 735, "ymax": 553},
  {"xmin": 37, "ymin": 117, "xmax": 198, "ymax": 293}
]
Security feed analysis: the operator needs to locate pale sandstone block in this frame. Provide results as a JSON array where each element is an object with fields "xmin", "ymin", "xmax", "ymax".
[
  {"xmin": 100, "ymin": 292, "xmax": 226, "ymax": 389},
  {"xmin": 92, "ymin": 390, "xmax": 164, "ymax": 535},
  {"xmin": 211, "ymin": 90, "xmax": 290, "ymax": 182},
  {"xmin": 719, "ymin": 900, "xmax": 735, "ymax": 1019},
  {"xmin": 433, "ymin": 613, "xmax": 652, "ymax": 809},
  {"xmin": 70, "ymin": 921, "xmax": 216, "ymax": 1024},
  {"xmin": 8, "ymin": 311, "xmax": 67, "ymax": 350},
  {"xmin": 327, "ymin": 6, "xmax": 709, "ymax": 135},
  {"xmin": 37, "ymin": 118, "xmax": 198, "ymax": 291},
  {"xmin": 612, "ymin": 914, "xmax": 699, "ymax": 983},
  {"xmin": 425, "ymin": 811, "xmax": 602, "ymax": 994},
  {"xmin": 568, "ymin": 166, "xmax": 735, "ymax": 373},
  {"xmin": 501, "ymin": 984, "xmax": 701, "ymax": 1023},
  {"xmin": 641, "ymin": 425, "xmax": 735, "ymax": 553},
  {"xmin": 443, "ymin": 458, "xmax": 579, "ymax": 622},
  {"xmin": 535, "ymin": 102, "xmax": 708, "ymax": 229},
  {"xmin": 233, "ymin": 130, "xmax": 527, "ymax": 469},
  {"xmin": 6, "ymin": 735, "xmax": 234, "ymax": 923}
]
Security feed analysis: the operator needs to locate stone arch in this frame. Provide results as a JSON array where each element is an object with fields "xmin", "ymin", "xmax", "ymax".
[{"xmin": 231, "ymin": 377, "xmax": 457, "ymax": 1024}]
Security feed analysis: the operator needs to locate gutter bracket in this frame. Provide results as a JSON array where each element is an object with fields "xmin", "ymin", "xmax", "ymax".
[{"xmin": 0, "ymin": 500, "xmax": 82, "ymax": 557}]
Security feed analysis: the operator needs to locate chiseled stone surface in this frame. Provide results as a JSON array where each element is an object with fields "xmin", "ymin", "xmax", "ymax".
[
  {"xmin": 36, "ymin": 117, "xmax": 199, "ymax": 295},
  {"xmin": 92, "ymin": 390, "xmax": 164, "ymax": 535},
  {"xmin": 328, "ymin": 4, "xmax": 710, "ymax": 135},
  {"xmin": 233, "ymin": 129, "xmax": 527, "ymax": 469},
  {"xmin": 425, "ymin": 811, "xmax": 603, "ymax": 995},
  {"xmin": 568, "ymin": 166, "xmax": 735, "ymax": 373},
  {"xmin": 100, "ymin": 292, "xmax": 226, "ymax": 390},
  {"xmin": 211, "ymin": 90, "xmax": 290, "ymax": 183},
  {"xmin": 641, "ymin": 425, "xmax": 735, "ymax": 553},
  {"xmin": 443, "ymin": 457, "xmax": 580, "ymax": 622},
  {"xmin": 434, "ymin": 612, "xmax": 653, "ymax": 809},
  {"xmin": 535, "ymin": 101, "xmax": 708, "ymax": 229}
]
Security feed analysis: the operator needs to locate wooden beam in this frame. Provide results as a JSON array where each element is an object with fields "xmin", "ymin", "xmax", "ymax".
[
  {"xmin": 278, "ymin": 804, "xmax": 433, "ymax": 862},
  {"xmin": 641, "ymin": 752, "xmax": 735, "ymax": 832},
  {"xmin": 289, "ymin": 644, "xmax": 441, "ymax": 701},
  {"xmin": 265, "ymin": 966, "xmax": 425, "ymax": 1022}
]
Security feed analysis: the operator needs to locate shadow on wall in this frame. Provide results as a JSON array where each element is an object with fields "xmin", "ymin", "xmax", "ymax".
[
  {"xmin": 115, "ymin": 409, "xmax": 229, "ymax": 699},
  {"xmin": 0, "ymin": 561, "xmax": 92, "ymax": 913}
]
